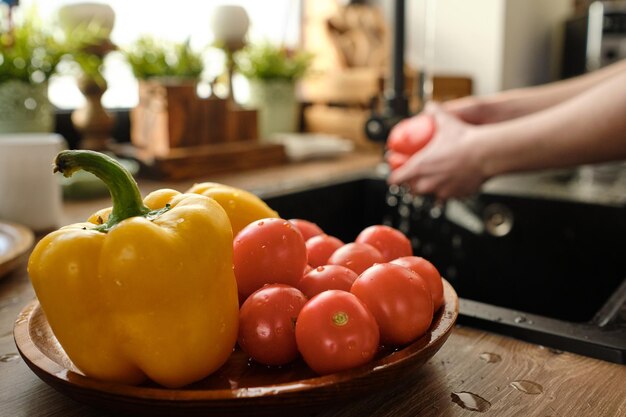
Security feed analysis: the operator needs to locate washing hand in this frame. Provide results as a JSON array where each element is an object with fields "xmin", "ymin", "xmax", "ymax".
[{"xmin": 387, "ymin": 103, "xmax": 487, "ymax": 200}]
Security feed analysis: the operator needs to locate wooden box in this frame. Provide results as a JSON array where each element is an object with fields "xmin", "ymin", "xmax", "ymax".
[
  {"xmin": 122, "ymin": 80, "xmax": 285, "ymax": 180},
  {"xmin": 130, "ymin": 81, "xmax": 259, "ymax": 155}
]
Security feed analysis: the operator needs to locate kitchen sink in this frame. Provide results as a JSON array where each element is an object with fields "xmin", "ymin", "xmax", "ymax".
[{"xmin": 261, "ymin": 175, "xmax": 626, "ymax": 364}]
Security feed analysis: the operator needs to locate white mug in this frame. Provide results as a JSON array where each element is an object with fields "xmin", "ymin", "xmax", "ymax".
[{"xmin": 0, "ymin": 133, "xmax": 65, "ymax": 232}]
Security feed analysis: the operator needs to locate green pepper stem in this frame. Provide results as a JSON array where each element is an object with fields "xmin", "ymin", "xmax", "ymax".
[{"xmin": 54, "ymin": 150, "xmax": 151, "ymax": 232}]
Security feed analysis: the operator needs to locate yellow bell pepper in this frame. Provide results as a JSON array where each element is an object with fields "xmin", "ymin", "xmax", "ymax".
[
  {"xmin": 28, "ymin": 150, "xmax": 239, "ymax": 388},
  {"xmin": 187, "ymin": 182, "xmax": 278, "ymax": 237}
]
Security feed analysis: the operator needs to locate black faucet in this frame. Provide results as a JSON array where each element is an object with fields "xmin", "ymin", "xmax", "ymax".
[{"xmin": 365, "ymin": 0, "xmax": 410, "ymax": 142}]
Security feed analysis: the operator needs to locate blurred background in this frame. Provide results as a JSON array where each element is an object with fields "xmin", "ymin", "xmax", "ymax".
[
  {"xmin": 2, "ymin": 0, "xmax": 625, "ymax": 151},
  {"xmin": 7, "ymin": 0, "xmax": 622, "ymax": 107}
]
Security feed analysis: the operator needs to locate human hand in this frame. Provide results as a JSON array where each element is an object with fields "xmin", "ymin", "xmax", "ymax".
[
  {"xmin": 442, "ymin": 96, "xmax": 490, "ymax": 124},
  {"xmin": 387, "ymin": 103, "xmax": 487, "ymax": 200},
  {"xmin": 385, "ymin": 111, "xmax": 435, "ymax": 170}
]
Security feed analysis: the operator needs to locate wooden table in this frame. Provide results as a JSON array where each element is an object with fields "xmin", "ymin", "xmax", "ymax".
[{"xmin": 1, "ymin": 152, "xmax": 625, "ymax": 417}]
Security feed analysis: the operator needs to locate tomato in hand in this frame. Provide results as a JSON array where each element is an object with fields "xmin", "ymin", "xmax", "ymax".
[
  {"xmin": 328, "ymin": 242, "xmax": 385, "ymax": 275},
  {"xmin": 289, "ymin": 219, "xmax": 324, "ymax": 241},
  {"xmin": 306, "ymin": 234, "xmax": 344, "ymax": 267},
  {"xmin": 238, "ymin": 284, "xmax": 308, "ymax": 366},
  {"xmin": 391, "ymin": 256, "xmax": 444, "ymax": 312},
  {"xmin": 298, "ymin": 265, "xmax": 358, "ymax": 298},
  {"xmin": 355, "ymin": 225, "xmax": 413, "ymax": 262},
  {"xmin": 351, "ymin": 263, "xmax": 433, "ymax": 345},
  {"xmin": 386, "ymin": 150, "xmax": 410, "ymax": 170},
  {"xmin": 234, "ymin": 218, "xmax": 308, "ymax": 299},
  {"xmin": 295, "ymin": 290, "xmax": 379, "ymax": 375},
  {"xmin": 387, "ymin": 114, "xmax": 435, "ymax": 155}
]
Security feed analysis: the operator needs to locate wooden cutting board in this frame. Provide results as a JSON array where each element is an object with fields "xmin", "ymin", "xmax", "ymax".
[{"xmin": 109, "ymin": 141, "xmax": 287, "ymax": 181}]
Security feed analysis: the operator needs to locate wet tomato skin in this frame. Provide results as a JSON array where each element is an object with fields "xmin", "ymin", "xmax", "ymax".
[
  {"xmin": 391, "ymin": 256, "xmax": 444, "ymax": 312},
  {"xmin": 238, "ymin": 284, "xmax": 308, "ymax": 366},
  {"xmin": 351, "ymin": 263, "xmax": 433, "ymax": 345},
  {"xmin": 298, "ymin": 265, "xmax": 358, "ymax": 298},
  {"xmin": 295, "ymin": 290, "xmax": 380, "ymax": 375},
  {"xmin": 355, "ymin": 225, "xmax": 413, "ymax": 262},
  {"xmin": 386, "ymin": 151, "xmax": 410, "ymax": 170},
  {"xmin": 233, "ymin": 218, "xmax": 308, "ymax": 299},
  {"xmin": 289, "ymin": 219, "xmax": 324, "ymax": 241},
  {"xmin": 306, "ymin": 234, "xmax": 344, "ymax": 268},
  {"xmin": 328, "ymin": 242, "xmax": 385, "ymax": 275},
  {"xmin": 387, "ymin": 114, "xmax": 435, "ymax": 155}
]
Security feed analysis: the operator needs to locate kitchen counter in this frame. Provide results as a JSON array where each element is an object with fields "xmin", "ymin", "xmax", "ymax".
[{"xmin": 1, "ymin": 151, "xmax": 625, "ymax": 417}]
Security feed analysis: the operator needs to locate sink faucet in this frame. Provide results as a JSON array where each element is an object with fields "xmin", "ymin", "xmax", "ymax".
[{"xmin": 365, "ymin": 0, "xmax": 410, "ymax": 142}]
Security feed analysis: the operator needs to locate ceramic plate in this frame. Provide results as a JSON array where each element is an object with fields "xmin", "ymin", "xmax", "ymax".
[
  {"xmin": 0, "ymin": 221, "xmax": 34, "ymax": 279},
  {"xmin": 14, "ymin": 280, "xmax": 458, "ymax": 417}
]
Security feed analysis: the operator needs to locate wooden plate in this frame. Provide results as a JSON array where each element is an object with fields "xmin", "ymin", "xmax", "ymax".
[
  {"xmin": 14, "ymin": 280, "xmax": 458, "ymax": 417},
  {"xmin": 0, "ymin": 221, "xmax": 34, "ymax": 279}
]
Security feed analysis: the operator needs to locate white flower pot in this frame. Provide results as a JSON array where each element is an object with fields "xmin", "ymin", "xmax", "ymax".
[
  {"xmin": 0, "ymin": 81, "xmax": 53, "ymax": 133},
  {"xmin": 247, "ymin": 79, "xmax": 298, "ymax": 141}
]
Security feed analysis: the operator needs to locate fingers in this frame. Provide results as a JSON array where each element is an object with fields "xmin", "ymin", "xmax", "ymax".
[
  {"xmin": 385, "ymin": 150, "xmax": 410, "ymax": 170},
  {"xmin": 387, "ymin": 150, "xmax": 423, "ymax": 185},
  {"xmin": 412, "ymin": 176, "xmax": 437, "ymax": 195}
]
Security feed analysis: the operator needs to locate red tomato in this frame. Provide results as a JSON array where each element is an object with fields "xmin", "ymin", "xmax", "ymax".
[
  {"xmin": 351, "ymin": 263, "xmax": 433, "ymax": 345},
  {"xmin": 386, "ymin": 151, "xmax": 410, "ymax": 170},
  {"xmin": 234, "ymin": 218, "xmax": 308, "ymax": 299},
  {"xmin": 328, "ymin": 242, "xmax": 385, "ymax": 275},
  {"xmin": 306, "ymin": 234, "xmax": 344, "ymax": 267},
  {"xmin": 238, "ymin": 284, "xmax": 308, "ymax": 366},
  {"xmin": 391, "ymin": 256, "xmax": 444, "ymax": 312},
  {"xmin": 387, "ymin": 114, "xmax": 435, "ymax": 155},
  {"xmin": 298, "ymin": 265, "xmax": 358, "ymax": 298},
  {"xmin": 289, "ymin": 219, "xmax": 324, "ymax": 241},
  {"xmin": 295, "ymin": 290, "xmax": 379, "ymax": 375},
  {"xmin": 355, "ymin": 225, "xmax": 413, "ymax": 262}
]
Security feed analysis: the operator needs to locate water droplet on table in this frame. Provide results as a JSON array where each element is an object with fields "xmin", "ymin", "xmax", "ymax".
[
  {"xmin": 479, "ymin": 352, "xmax": 502, "ymax": 363},
  {"xmin": 0, "ymin": 353, "xmax": 20, "ymax": 363},
  {"xmin": 510, "ymin": 380, "xmax": 543, "ymax": 395},
  {"xmin": 450, "ymin": 392, "xmax": 491, "ymax": 412}
]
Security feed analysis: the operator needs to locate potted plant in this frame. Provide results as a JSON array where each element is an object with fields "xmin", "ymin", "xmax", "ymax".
[
  {"xmin": 123, "ymin": 36, "xmax": 203, "ymax": 82},
  {"xmin": 236, "ymin": 43, "xmax": 312, "ymax": 141},
  {"xmin": 122, "ymin": 36, "xmax": 206, "ymax": 154},
  {"xmin": 0, "ymin": 8, "xmax": 65, "ymax": 133},
  {"xmin": 0, "ymin": 6, "xmax": 108, "ymax": 135}
]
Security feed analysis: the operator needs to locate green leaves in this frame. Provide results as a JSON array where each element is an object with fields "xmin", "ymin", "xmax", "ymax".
[
  {"xmin": 0, "ymin": 9, "xmax": 64, "ymax": 85},
  {"xmin": 122, "ymin": 36, "xmax": 203, "ymax": 80},
  {"xmin": 235, "ymin": 43, "xmax": 312, "ymax": 82},
  {"xmin": 0, "ymin": 8, "xmax": 109, "ymax": 86}
]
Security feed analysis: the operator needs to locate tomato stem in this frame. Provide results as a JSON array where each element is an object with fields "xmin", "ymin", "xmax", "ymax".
[{"xmin": 333, "ymin": 311, "xmax": 349, "ymax": 326}]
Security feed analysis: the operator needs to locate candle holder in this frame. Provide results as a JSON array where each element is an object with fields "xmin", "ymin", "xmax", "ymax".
[
  {"xmin": 58, "ymin": 2, "xmax": 116, "ymax": 150},
  {"xmin": 210, "ymin": 5, "xmax": 250, "ymax": 107}
]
